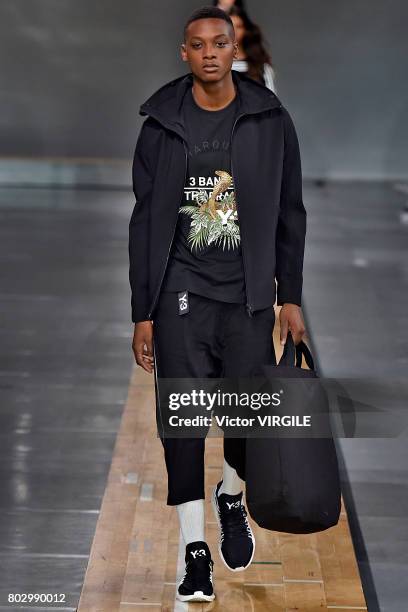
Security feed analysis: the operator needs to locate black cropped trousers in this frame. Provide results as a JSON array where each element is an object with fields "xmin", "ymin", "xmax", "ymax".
[{"xmin": 152, "ymin": 291, "xmax": 276, "ymax": 505}]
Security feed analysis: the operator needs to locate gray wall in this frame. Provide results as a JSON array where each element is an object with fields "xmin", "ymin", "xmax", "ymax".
[{"xmin": 1, "ymin": 0, "xmax": 407, "ymax": 179}]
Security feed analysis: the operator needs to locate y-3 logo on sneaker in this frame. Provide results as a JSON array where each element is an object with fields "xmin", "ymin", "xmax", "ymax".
[
  {"xmin": 190, "ymin": 548, "xmax": 206, "ymax": 559},
  {"xmin": 226, "ymin": 501, "xmax": 241, "ymax": 510}
]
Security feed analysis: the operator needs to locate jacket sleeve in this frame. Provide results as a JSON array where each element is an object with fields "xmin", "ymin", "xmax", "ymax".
[
  {"xmin": 275, "ymin": 107, "xmax": 307, "ymax": 307},
  {"xmin": 128, "ymin": 117, "xmax": 157, "ymax": 323}
]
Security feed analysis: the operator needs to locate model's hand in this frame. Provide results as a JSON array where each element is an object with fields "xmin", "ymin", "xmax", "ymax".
[
  {"xmin": 132, "ymin": 321, "xmax": 154, "ymax": 373},
  {"xmin": 279, "ymin": 304, "xmax": 306, "ymax": 346}
]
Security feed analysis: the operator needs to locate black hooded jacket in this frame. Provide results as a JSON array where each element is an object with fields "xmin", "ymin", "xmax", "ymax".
[{"xmin": 129, "ymin": 69, "xmax": 306, "ymax": 323}]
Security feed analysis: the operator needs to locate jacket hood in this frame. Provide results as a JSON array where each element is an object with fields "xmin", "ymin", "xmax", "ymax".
[{"xmin": 139, "ymin": 69, "xmax": 282, "ymax": 141}]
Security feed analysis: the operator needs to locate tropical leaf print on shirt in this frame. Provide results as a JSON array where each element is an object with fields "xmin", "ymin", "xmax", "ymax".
[{"xmin": 179, "ymin": 170, "xmax": 241, "ymax": 252}]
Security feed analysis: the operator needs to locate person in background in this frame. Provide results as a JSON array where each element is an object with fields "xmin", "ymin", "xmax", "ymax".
[
  {"xmin": 214, "ymin": 1, "xmax": 276, "ymax": 91},
  {"xmin": 213, "ymin": 0, "xmax": 246, "ymax": 11},
  {"xmin": 229, "ymin": 5, "xmax": 276, "ymax": 91}
]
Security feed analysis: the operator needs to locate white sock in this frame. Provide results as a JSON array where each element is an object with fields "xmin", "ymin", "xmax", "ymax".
[
  {"xmin": 218, "ymin": 458, "xmax": 244, "ymax": 496},
  {"xmin": 176, "ymin": 499, "xmax": 205, "ymax": 545}
]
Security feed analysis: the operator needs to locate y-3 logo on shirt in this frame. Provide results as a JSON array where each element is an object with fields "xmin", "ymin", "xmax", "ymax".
[
  {"xmin": 179, "ymin": 170, "xmax": 241, "ymax": 252},
  {"xmin": 177, "ymin": 291, "xmax": 189, "ymax": 315}
]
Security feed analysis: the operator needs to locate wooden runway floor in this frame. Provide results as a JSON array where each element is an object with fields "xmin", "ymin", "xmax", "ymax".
[{"xmin": 77, "ymin": 322, "xmax": 367, "ymax": 611}]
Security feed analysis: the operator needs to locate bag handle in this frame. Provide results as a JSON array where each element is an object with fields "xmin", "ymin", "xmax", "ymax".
[
  {"xmin": 295, "ymin": 340, "xmax": 315, "ymax": 371},
  {"xmin": 279, "ymin": 332, "xmax": 296, "ymax": 366},
  {"xmin": 279, "ymin": 332, "xmax": 315, "ymax": 371}
]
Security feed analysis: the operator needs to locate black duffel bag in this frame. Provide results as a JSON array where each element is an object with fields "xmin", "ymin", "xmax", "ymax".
[{"xmin": 245, "ymin": 333, "xmax": 342, "ymax": 534}]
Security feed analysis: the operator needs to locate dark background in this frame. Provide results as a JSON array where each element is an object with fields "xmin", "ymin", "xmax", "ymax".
[{"xmin": 1, "ymin": 0, "xmax": 407, "ymax": 179}]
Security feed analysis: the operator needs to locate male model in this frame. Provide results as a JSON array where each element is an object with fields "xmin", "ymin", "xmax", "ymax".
[{"xmin": 129, "ymin": 5, "xmax": 306, "ymax": 602}]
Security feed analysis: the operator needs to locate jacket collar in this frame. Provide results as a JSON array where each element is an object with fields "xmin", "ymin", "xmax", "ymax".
[{"xmin": 139, "ymin": 69, "xmax": 282, "ymax": 141}]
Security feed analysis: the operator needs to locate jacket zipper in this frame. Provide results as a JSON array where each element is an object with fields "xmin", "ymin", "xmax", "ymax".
[
  {"xmin": 230, "ymin": 113, "xmax": 253, "ymax": 318},
  {"xmin": 147, "ymin": 139, "xmax": 188, "ymax": 319}
]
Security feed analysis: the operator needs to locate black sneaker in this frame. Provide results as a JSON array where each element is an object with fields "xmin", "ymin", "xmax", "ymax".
[
  {"xmin": 212, "ymin": 480, "xmax": 255, "ymax": 571},
  {"xmin": 176, "ymin": 540, "xmax": 215, "ymax": 602}
]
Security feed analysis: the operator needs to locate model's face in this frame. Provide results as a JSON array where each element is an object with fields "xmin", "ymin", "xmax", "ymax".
[
  {"xmin": 230, "ymin": 15, "xmax": 245, "ymax": 45},
  {"xmin": 181, "ymin": 18, "xmax": 237, "ymax": 82}
]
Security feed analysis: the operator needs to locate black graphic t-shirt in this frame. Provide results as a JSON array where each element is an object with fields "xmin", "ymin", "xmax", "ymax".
[{"xmin": 161, "ymin": 87, "xmax": 245, "ymax": 303}]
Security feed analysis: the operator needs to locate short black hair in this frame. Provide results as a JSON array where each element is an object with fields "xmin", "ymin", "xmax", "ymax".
[{"xmin": 183, "ymin": 6, "xmax": 235, "ymax": 42}]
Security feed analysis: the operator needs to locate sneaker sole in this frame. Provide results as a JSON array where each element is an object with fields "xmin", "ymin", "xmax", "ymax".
[
  {"xmin": 211, "ymin": 484, "xmax": 256, "ymax": 572},
  {"xmin": 176, "ymin": 590, "xmax": 215, "ymax": 602}
]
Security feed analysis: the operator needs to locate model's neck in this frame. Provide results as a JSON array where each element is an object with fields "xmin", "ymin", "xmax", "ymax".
[{"xmin": 191, "ymin": 72, "xmax": 236, "ymax": 111}]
